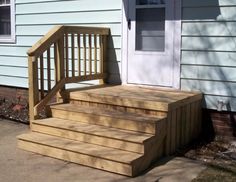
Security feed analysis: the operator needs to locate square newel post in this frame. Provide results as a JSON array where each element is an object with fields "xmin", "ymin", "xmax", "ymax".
[
  {"xmin": 28, "ymin": 56, "xmax": 39, "ymax": 126},
  {"xmin": 56, "ymin": 36, "xmax": 66, "ymax": 102}
]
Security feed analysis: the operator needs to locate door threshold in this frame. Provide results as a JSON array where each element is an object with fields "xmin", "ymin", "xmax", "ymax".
[{"xmin": 122, "ymin": 83, "xmax": 180, "ymax": 91}]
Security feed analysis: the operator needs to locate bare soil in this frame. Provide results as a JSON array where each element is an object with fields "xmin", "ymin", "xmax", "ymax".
[
  {"xmin": 179, "ymin": 138, "xmax": 236, "ymax": 181},
  {"xmin": 0, "ymin": 97, "xmax": 29, "ymax": 124}
]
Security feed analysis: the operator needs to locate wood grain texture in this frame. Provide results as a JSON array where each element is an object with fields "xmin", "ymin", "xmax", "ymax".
[
  {"xmin": 18, "ymin": 132, "xmax": 139, "ymax": 176},
  {"xmin": 32, "ymin": 118, "xmax": 156, "ymax": 154},
  {"xmin": 19, "ymin": 85, "xmax": 202, "ymax": 176},
  {"xmin": 50, "ymin": 103, "xmax": 165, "ymax": 134},
  {"xmin": 28, "ymin": 56, "xmax": 39, "ymax": 122}
]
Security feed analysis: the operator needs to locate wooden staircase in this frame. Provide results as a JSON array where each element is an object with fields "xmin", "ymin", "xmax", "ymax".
[
  {"xmin": 18, "ymin": 26, "xmax": 202, "ymax": 176},
  {"xmin": 18, "ymin": 85, "xmax": 202, "ymax": 177}
]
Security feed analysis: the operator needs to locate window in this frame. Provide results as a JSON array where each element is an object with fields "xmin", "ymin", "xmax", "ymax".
[
  {"xmin": 136, "ymin": 0, "xmax": 166, "ymax": 51},
  {"xmin": 0, "ymin": 0, "xmax": 15, "ymax": 43}
]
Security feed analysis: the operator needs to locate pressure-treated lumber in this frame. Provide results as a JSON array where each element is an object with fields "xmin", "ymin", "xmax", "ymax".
[
  {"xmin": 19, "ymin": 85, "xmax": 202, "ymax": 176},
  {"xmin": 50, "ymin": 103, "xmax": 166, "ymax": 134},
  {"xmin": 32, "ymin": 118, "xmax": 156, "ymax": 153},
  {"xmin": 28, "ymin": 25, "xmax": 109, "ymax": 121},
  {"xmin": 18, "ymin": 132, "xmax": 143, "ymax": 176},
  {"xmin": 69, "ymin": 85, "xmax": 202, "ymax": 112}
]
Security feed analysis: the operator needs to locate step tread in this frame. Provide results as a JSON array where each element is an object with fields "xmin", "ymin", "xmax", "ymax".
[
  {"xmin": 50, "ymin": 103, "xmax": 165, "ymax": 123},
  {"xmin": 32, "ymin": 118, "xmax": 154, "ymax": 144},
  {"xmin": 18, "ymin": 132, "xmax": 143, "ymax": 164},
  {"xmin": 68, "ymin": 85, "xmax": 202, "ymax": 111}
]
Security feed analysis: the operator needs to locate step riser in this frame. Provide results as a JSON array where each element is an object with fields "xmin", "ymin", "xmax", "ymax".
[
  {"xmin": 51, "ymin": 109, "xmax": 157, "ymax": 134},
  {"xmin": 70, "ymin": 100, "xmax": 167, "ymax": 117},
  {"xmin": 69, "ymin": 92, "xmax": 169, "ymax": 111},
  {"xmin": 18, "ymin": 140, "xmax": 134, "ymax": 176},
  {"xmin": 32, "ymin": 124, "xmax": 145, "ymax": 154}
]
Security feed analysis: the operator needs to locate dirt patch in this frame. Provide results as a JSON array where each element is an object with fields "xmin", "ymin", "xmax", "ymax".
[
  {"xmin": 178, "ymin": 137, "xmax": 236, "ymax": 181},
  {"xmin": 0, "ymin": 97, "xmax": 29, "ymax": 124}
]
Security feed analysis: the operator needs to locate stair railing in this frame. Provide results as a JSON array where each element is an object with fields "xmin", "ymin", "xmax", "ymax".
[{"xmin": 28, "ymin": 25, "xmax": 109, "ymax": 123}]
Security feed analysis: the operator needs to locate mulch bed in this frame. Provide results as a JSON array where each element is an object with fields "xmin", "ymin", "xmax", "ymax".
[
  {"xmin": 177, "ymin": 137, "xmax": 236, "ymax": 181},
  {"xmin": 0, "ymin": 97, "xmax": 29, "ymax": 124}
]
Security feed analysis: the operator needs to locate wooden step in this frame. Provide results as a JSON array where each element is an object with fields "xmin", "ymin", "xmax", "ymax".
[
  {"xmin": 32, "ymin": 118, "xmax": 155, "ymax": 153},
  {"xmin": 68, "ymin": 85, "xmax": 202, "ymax": 112},
  {"xmin": 50, "ymin": 103, "xmax": 166, "ymax": 134},
  {"xmin": 18, "ymin": 132, "xmax": 144, "ymax": 176},
  {"xmin": 69, "ymin": 89, "xmax": 170, "ymax": 112}
]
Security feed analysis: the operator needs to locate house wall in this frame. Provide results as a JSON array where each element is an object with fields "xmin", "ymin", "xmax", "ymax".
[
  {"xmin": 181, "ymin": 0, "xmax": 236, "ymax": 111},
  {"xmin": 0, "ymin": 0, "xmax": 122, "ymax": 88},
  {"xmin": 1, "ymin": 0, "xmax": 236, "ymax": 112}
]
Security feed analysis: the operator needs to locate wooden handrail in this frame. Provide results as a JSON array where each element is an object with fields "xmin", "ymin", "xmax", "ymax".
[
  {"xmin": 28, "ymin": 25, "xmax": 109, "ymax": 123},
  {"xmin": 27, "ymin": 25, "xmax": 64, "ymax": 57},
  {"xmin": 64, "ymin": 26, "xmax": 110, "ymax": 35}
]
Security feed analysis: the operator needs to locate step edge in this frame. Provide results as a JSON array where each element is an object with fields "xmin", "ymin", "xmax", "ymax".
[
  {"xmin": 69, "ymin": 92, "xmax": 170, "ymax": 110},
  {"xmin": 50, "ymin": 104, "xmax": 164, "ymax": 123},
  {"xmin": 32, "ymin": 121, "xmax": 150, "ymax": 145},
  {"xmin": 18, "ymin": 134, "xmax": 143, "ymax": 164},
  {"xmin": 32, "ymin": 124, "xmax": 145, "ymax": 154},
  {"xmin": 17, "ymin": 139, "xmax": 134, "ymax": 177}
]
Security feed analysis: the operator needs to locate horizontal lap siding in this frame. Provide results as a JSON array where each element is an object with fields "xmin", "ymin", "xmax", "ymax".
[
  {"xmin": 0, "ymin": 0, "xmax": 122, "ymax": 88},
  {"xmin": 181, "ymin": 0, "xmax": 236, "ymax": 111}
]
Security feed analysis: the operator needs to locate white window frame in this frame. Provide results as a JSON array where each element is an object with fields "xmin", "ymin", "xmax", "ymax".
[{"xmin": 0, "ymin": 0, "xmax": 15, "ymax": 43}]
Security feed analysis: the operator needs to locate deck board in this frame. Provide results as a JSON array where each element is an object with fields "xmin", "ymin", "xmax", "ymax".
[
  {"xmin": 18, "ymin": 84, "xmax": 202, "ymax": 176},
  {"xmin": 69, "ymin": 85, "xmax": 202, "ymax": 112}
]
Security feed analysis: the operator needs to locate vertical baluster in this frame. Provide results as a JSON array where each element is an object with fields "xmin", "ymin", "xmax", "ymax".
[
  {"xmin": 71, "ymin": 33, "xmax": 75, "ymax": 77},
  {"xmin": 77, "ymin": 33, "xmax": 81, "ymax": 76},
  {"xmin": 56, "ymin": 37, "xmax": 65, "ymax": 102},
  {"xmin": 65, "ymin": 32, "xmax": 69, "ymax": 78},
  {"xmin": 40, "ymin": 55, "xmax": 44, "ymax": 99},
  {"xmin": 56, "ymin": 38, "xmax": 65, "ymax": 81},
  {"xmin": 99, "ymin": 35, "xmax": 104, "ymax": 74},
  {"xmin": 47, "ymin": 48, "xmax": 51, "ymax": 91},
  {"xmin": 94, "ymin": 34, "xmax": 97, "ymax": 74},
  {"xmin": 54, "ymin": 43, "xmax": 58, "ymax": 83},
  {"xmin": 83, "ymin": 34, "xmax": 87, "ymax": 76},
  {"xmin": 88, "ymin": 34, "xmax": 92, "ymax": 75}
]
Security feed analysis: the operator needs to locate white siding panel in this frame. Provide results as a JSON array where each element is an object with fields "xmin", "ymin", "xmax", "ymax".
[
  {"xmin": 16, "ymin": 11, "xmax": 121, "ymax": 25},
  {"xmin": 181, "ymin": 79, "xmax": 236, "ymax": 98},
  {"xmin": 181, "ymin": 65, "xmax": 236, "ymax": 82},
  {"xmin": 16, "ymin": 24, "xmax": 122, "ymax": 36},
  {"xmin": 182, "ymin": 7, "xmax": 236, "ymax": 21},
  {"xmin": 16, "ymin": 0, "xmax": 121, "ymax": 14},
  {"xmin": 181, "ymin": 1, "xmax": 236, "ymax": 111},
  {"xmin": 181, "ymin": 51, "xmax": 236, "ymax": 67},
  {"xmin": 182, "ymin": 37, "xmax": 236, "ymax": 51},
  {"xmin": 0, "ymin": 0, "xmax": 122, "ymax": 88},
  {"xmin": 183, "ymin": 0, "xmax": 236, "ymax": 7},
  {"xmin": 182, "ymin": 22, "xmax": 236, "ymax": 36}
]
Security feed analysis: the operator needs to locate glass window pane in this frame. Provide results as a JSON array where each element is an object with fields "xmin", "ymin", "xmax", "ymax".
[
  {"xmin": 136, "ymin": 8, "xmax": 165, "ymax": 51},
  {"xmin": 0, "ymin": 6, "xmax": 11, "ymax": 35},
  {"xmin": 136, "ymin": 0, "xmax": 166, "ymax": 5}
]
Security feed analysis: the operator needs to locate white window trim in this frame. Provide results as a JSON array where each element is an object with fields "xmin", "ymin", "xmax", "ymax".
[{"xmin": 0, "ymin": 0, "xmax": 15, "ymax": 43}]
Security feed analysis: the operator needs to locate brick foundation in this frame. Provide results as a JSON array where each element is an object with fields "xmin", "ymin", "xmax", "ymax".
[
  {"xmin": 202, "ymin": 109, "xmax": 236, "ymax": 140},
  {"xmin": 0, "ymin": 85, "xmax": 28, "ymax": 103}
]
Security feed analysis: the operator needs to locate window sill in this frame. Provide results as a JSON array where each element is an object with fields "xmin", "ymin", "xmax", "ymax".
[{"xmin": 0, "ymin": 36, "xmax": 16, "ymax": 44}]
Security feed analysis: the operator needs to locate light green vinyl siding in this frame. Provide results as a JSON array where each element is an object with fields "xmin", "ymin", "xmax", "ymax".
[
  {"xmin": 181, "ymin": 0, "xmax": 236, "ymax": 111},
  {"xmin": 0, "ymin": 0, "xmax": 122, "ymax": 88}
]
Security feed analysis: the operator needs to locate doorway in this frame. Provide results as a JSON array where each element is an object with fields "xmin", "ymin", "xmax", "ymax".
[{"xmin": 123, "ymin": 0, "xmax": 181, "ymax": 88}]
